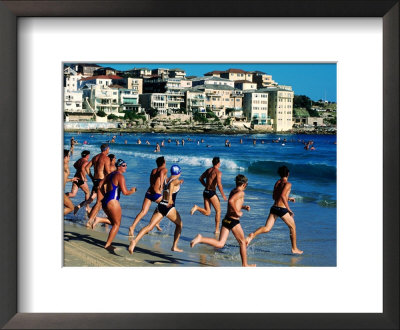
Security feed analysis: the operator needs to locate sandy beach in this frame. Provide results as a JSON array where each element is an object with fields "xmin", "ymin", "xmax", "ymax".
[{"xmin": 64, "ymin": 220, "xmax": 217, "ymax": 267}]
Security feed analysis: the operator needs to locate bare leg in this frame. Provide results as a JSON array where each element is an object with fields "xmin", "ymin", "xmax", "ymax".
[
  {"xmin": 190, "ymin": 198, "xmax": 211, "ymax": 216},
  {"xmin": 246, "ymin": 213, "xmax": 278, "ymax": 246},
  {"xmin": 74, "ymin": 184, "xmax": 91, "ymax": 215},
  {"xmin": 86, "ymin": 189, "xmax": 103, "ymax": 227},
  {"xmin": 166, "ymin": 209, "xmax": 183, "ymax": 252},
  {"xmin": 103, "ymin": 200, "xmax": 121, "ymax": 250},
  {"xmin": 129, "ymin": 211, "xmax": 163, "ymax": 254},
  {"xmin": 281, "ymin": 213, "xmax": 303, "ymax": 254},
  {"xmin": 66, "ymin": 183, "xmax": 78, "ymax": 198},
  {"xmin": 128, "ymin": 197, "xmax": 152, "ymax": 237},
  {"xmin": 190, "ymin": 226, "xmax": 230, "ymax": 248},
  {"xmin": 208, "ymin": 195, "xmax": 221, "ymax": 234},
  {"xmin": 91, "ymin": 216, "xmax": 112, "ymax": 229},
  {"xmin": 64, "ymin": 194, "xmax": 74, "ymax": 215},
  {"xmin": 231, "ymin": 224, "xmax": 256, "ymax": 267}
]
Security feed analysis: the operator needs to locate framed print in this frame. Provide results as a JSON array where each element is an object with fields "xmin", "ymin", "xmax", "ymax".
[{"xmin": 0, "ymin": 1, "xmax": 398, "ymax": 329}]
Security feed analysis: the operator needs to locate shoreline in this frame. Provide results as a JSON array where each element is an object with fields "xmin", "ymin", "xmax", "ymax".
[{"xmin": 64, "ymin": 127, "xmax": 336, "ymax": 135}]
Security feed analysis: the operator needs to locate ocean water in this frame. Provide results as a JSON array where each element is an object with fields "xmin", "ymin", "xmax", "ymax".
[{"xmin": 64, "ymin": 132, "xmax": 337, "ymax": 267}]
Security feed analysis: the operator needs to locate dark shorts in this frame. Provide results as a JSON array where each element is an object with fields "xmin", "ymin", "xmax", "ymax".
[
  {"xmin": 74, "ymin": 179, "xmax": 85, "ymax": 187},
  {"xmin": 145, "ymin": 191, "xmax": 162, "ymax": 202},
  {"xmin": 270, "ymin": 205, "xmax": 289, "ymax": 218},
  {"xmin": 156, "ymin": 201, "xmax": 174, "ymax": 217},
  {"xmin": 92, "ymin": 179, "xmax": 102, "ymax": 191},
  {"xmin": 222, "ymin": 216, "xmax": 240, "ymax": 230},
  {"xmin": 203, "ymin": 189, "xmax": 217, "ymax": 199}
]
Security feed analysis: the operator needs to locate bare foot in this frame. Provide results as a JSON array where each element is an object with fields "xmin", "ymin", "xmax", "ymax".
[
  {"xmin": 190, "ymin": 205, "xmax": 197, "ymax": 215},
  {"xmin": 190, "ymin": 234, "xmax": 202, "ymax": 248},
  {"xmin": 244, "ymin": 263, "xmax": 257, "ymax": 267},
  {"xmin": 128, "ymin": 226, "xmax": 135, "ymax": 237},
  {"xmin": 128, "ymin": 240, "xmax": 136, "ymax": 254},
  {"xmin": 91, "ymin": 218, "xmax": 99, "ymax": 230},
  {"xmin": 104, "ymin": 245, "xmax": 116, "ymax": 252},
  {"xmin": 85, "ymin": 220, "xmax": 92, "ymax": 228},
  {"xmin": 171, "ymin": 246, "xmax": 183, "ymax": 252},
  {"xmin": 292, "ymin": 248, "xmax": 303, "ymax": 255},
  {"xmin": 156, "ymin": 224, "xmax": 162, "ymax": 231},
  {"xmin": 245, "ymin": 233, "xmax": 254, "ymax": 247}
]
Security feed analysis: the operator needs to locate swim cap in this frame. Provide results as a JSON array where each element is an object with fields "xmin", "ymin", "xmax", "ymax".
[
  {"xmin": 116, "ymin": 159, "xmax": 126, "ymax": 167},
  {"xmin": 170, "ymin": 165, "xmax": 181, "ymax": 175}
]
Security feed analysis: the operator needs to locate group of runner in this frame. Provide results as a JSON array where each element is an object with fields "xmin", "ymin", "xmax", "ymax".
[{"xmin": 64, "ymin": 143, "xmax": 303, "ymax": 266}]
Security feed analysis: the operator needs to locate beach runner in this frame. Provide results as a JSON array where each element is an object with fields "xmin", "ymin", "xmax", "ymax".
[
  {"xmin": 67, "ymin": 150, "xmax": 91, "ymax": 212},
  {"xmin": 190, "ymin": 174, "xmax": 255, "ymax": 267},
  {"xmin": 128, "ymin": 156, "xmax": 167, "ymax": 237},
  {"xmin": 190, "ymin": 157, "xmax": 227, "ymax": 234},
  {"xmin": 64, "ymin": 149, "xmax": 78, "ymax": 215},
  {"xmin": 129, "ymin": 165, "xmax": 184, "ymax": 254},
  {"xmin": 84, "ymin": 143, "xmax": 112, "ymax": 227},
  {"xmin": 93, "ymin": 159, "xmax": 137, "ymax": 251},
  {"xmin": 245, "ymin": 166, "xmax": 303, "ymax": 254}
]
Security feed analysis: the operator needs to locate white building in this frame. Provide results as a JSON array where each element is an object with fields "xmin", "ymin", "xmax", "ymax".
[
  {"xmin": 79, "ymin": 75, "xmax": 124, "ymax": 89},
  {"xmin": 191, "ymin": 76, "xmax": 234, "ymax": 88},
  {"xmin": 64, "ymin": 88, "xmax": 83, "ymax": 112},
  {"xmin": 261, "ymin": 86, "xmax": 294, "ymax": 131},
  {"xmin": 89, "ymin": 85, "xmax": 120, "ymax": 115},
  {"xmin": 243, "ymin": 91, "xmax": 270, "ymax": 125}
]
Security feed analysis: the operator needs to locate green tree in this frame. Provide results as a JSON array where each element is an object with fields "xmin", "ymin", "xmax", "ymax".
[
  {"xmin": 97, "ymin": 110, "xmax": 107, "ymax": 117},
  {"xmin": 193, "ymin": 112, "xmax": 208, "ymax": 123},
  {"xmin": 147, "ymin": 107, "xmax": 158, "ymax": 118},
  {"xmin": 294, "ymin": 95, "xmax": 312, "ymax": 111},
  {"xmin": 107, "ymin": 114, "xmax": 119, "ymax": 120}
]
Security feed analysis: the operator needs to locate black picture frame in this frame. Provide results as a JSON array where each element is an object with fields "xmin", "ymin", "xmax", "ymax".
[{"xmin": 0, "ymin": 1, "xmax": 398, "ymax": 329}]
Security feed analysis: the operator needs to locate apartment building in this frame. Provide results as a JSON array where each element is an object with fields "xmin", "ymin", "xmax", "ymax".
[
  {"xmin": 64, "ymin": 67, "xmax": 79, "ymax": 92},
  {"xmin": 124, "ymin": 67, "xmax": 152, "ymax": 78},
  {"xmin": 234, "ymin": 80, "xmax": 257, "ymax": 91},
  {"xmin": 168, "ymin": 68, "xmax": 186, "ymax": 78},
  {"xmin": 261, "ymin": 86, "xmax": 294, "ymax": 131},
  {"xmin": 183, "ymin": 88, "xmax": 206, "ymax": 114},
  {"xmin": 93, "ymin": 67, "xmax": 117, "ymax": 76},
  {"xmin": 250, "ymin": 71, "xmax": 277, "ymax": 88},
  {"xmin": 79, "ymin": 75, "xmax": 125, "ymax": 89},
  {"xmin": 143, "ymin": 77, "xmax": 186, "ymax": 112},
  {"xmin": 117, "ymin": 88, "xmax": 140, "ymax": 112},
  {"xmin": 191, "ymin": 76, "xmax": 234, "ymax": 88},
  {"xmin": 220, "ymin": 69, "xmax": 253, "ymax": 82},
  {"xmin": 139, "ymin": 93, "xmax": 168, "ymax": 115},
  {"xmin": 72, "ymin": 63, "xmax": 101, "ymax": 77},
  {"xmin": 89, "ymin": 85, "xmax": 120, "ymax": 115},
  {"xmin": 64, "ymin": 88, "xmax": 83, "ymax": 112},
  {"xmin": 243, "ymin": 91, "xmax": 270, "ymax": 126},
  {"xmin": 127, "ymin": 78, "xmax": 143, "ymax": 94}
]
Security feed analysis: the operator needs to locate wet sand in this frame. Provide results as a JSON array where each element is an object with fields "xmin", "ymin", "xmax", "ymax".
[{"xmin": 64, "ymin": 221, "xmax": 217, "ymax": 267}]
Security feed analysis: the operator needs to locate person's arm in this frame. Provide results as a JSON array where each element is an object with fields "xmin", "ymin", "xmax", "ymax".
[
  {"xmin": 281, "ymin": 183, "xmax": 294, "ymax": 215},
  {"xmin": 229, "ymin": 191, "xmax": 244, "ymax": 217},
  {"xmin": 241, "ymin": 204, "xmax": 250, "ymax": 211},
  {"xmin": 118, "ymin": 174, "xmax": 136, "ymax": 196},
  {"xmin": 216, "ymin": 171, "xmax": 227, "ymax": 201},
  {"xmin": 159, "ymin": 168, "xmax": 167, "ymax": 191},
  {"xmin": 199, "ymin": 171, "xmax": 207, "ymax": 187}
]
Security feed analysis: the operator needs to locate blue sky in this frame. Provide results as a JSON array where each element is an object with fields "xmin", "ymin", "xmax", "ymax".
[{"xmin": 97, "ymin": 63, "xmax": 337, "ymax": 102}]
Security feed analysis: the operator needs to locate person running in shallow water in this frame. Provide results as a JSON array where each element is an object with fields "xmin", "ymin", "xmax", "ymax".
[
  {"xmin": 128, "ymin": 156, "xmax": 166, "ymax": 236},
  {"xmin": 64, "ymin": 149, "xmax": 78, "ymax": 215},
  {"xmin": 190, "ymin": 174, "xmax": 255, "ymax": 267},
  {"xmin": 93, "ymin": 159, "xmax": 137, "ymax": 251},
  {"xmin": 190, "ymin": 157, "xmax": 227, "ymax": 234},
  {"xmin": 129, "ymin": 165, "xmax": 184, "ymax": 254},
  {"xmin": 84, "ymin": 144, "xmax": 111, "ymax": 227},
  {"xmin": 246, "ymin": 166, "xmax": 303, "ymax": 254},
  {"xmin": 67, "ymin": 150, "xmax": 91, "ymax": 214}
]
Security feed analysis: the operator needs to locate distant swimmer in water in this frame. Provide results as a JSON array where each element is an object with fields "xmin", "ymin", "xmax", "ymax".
[
  {"xmin": 128, "ymin": 156, "xmax": 167, "ymax": 237},
  {"xmin": 161, "ymin": 140, "xmax": 165, "ymax": 147},
  {"xmin": 145, "ymin": 140, "xmax": 150, "ymax": 145},
  {"xmin": 191, "ymin": 174, "xmax": 255, "ymax": 267},
  {"xmin": 154, "ymin": 143, "xmax": 160, "ymax": 153},
  {"xmin": 190, "ymin": 157, "xmax": 227, "ymax": 234},
  {"xmin": 253, "ymin": 139, "xmax": 256, "ymax": 145},
  {"xmin": 240, "ymin": 138, "xmax": 243, "ymax": 144},
  {"xmin": 129, "ymin": 165, "xmax": 184, "ymax": 254},
  {"xmin": 64, "ymin": 149, "xmax": 78, "ymax": 215},
  {"xmin": 124, "ymin": 140, "xmax": 127, "ymax": 144},
  {"xmin": 137, "ymin": 139, "xmax": 141, "ymax": 145},
  {"xmin": 92, "ymin": 159, "xmax": 137, "ymax": 251},
  {"xmin": 181, "ymin": 139, "xmax": 185, "ymax": 146},
  {"xmin": 246, "ymin": 166, "xmax": 303, "ymax": 254}
]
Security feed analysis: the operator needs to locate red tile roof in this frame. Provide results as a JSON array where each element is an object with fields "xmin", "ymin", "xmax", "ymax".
[
  {"xmin": 225, "ymin": 69, "xmax": 248, "ymax": 74},
  {"xmin": 80, "ymin": 75, "xmax": 123, "ymax": 81},
  {"xmin": 205, "ymin": 70, "xmax": 224, "ymax": 75}
]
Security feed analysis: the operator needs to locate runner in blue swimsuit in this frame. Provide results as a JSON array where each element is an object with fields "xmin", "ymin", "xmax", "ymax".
[
  {"xmin": 129, "ymin": 165, "xmax": 184, "ymax": 254},
  {"xmin": 91, "ymin": 159, "xmax": 137, "ymax": 251}
]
